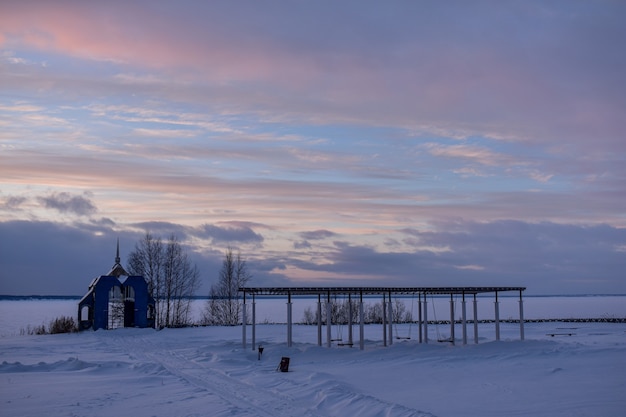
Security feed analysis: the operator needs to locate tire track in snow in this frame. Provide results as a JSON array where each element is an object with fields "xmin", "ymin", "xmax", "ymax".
[
  {"xmin": 113, "ymin": 333, "xmax": 436, "ymax": 417},
  {"xmin": 167, "ymin": 348, "xmax": 436, "ymax": 417},
  {"xmin": 148, "ymin": 349, "xmax": 325, "ymax": 417},
  {"xmin": 115, "ymin": 334, "xmax": 324, "ymax": 417}
]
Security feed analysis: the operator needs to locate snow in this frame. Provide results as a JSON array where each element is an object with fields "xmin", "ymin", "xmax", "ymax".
[{"xmin": 1, "ymin": 321, "xmax": 625, "ymax": 417}]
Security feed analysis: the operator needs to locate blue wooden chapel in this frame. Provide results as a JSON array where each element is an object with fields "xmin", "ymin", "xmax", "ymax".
[{"xmin": 78, "ymin": 241, "xmax": 155, "ymax": 330}]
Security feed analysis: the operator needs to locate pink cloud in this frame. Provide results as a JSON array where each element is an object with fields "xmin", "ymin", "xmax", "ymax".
[
  {"xmin": 1, "ymin": 3, "xmax": 280, "ymax": 80},
  {"xmin": 2, "ymin": 1, "xmax": 623, "ymax": 151}
]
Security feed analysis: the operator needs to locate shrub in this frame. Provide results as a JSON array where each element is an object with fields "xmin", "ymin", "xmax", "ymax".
[
  {"xmin": 35, "ymin": 324, "xmax": 48, "ymax": 334},
  {"xmin": 301, "ymin": 307, "xmax": 317, "ymax": 324},
  {"xmin": 49, "ymin": 316, "xmax": 77, "ymax": 334},
  {"xmin": 20, "ymin": 323, "xmax": 48, "ymax": 335}
]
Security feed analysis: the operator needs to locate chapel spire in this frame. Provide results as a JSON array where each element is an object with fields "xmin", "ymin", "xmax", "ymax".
[
  {"xmin": 115, "ymin": 238, "xmax": 121, "ymax": 264},
  {"xmin": 108, "ymin": 238, "xmax": 129, "ymax": 277}
]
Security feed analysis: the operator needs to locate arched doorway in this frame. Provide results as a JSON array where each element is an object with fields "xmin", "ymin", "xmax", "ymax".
[{"xmin": 108, "ymin": 286, "xmax": 124, "ymax": 329}]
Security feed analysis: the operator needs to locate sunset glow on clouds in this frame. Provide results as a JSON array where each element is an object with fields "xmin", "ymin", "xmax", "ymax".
[{"xmin": 1, "ymin": 1, "xmax": 625, "ymax": 295}]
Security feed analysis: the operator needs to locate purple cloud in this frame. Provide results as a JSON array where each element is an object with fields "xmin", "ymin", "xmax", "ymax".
[
  {"xmin": 196, "ymin": 223, "xmax": 264, "ymax": 244},
  {"xmin": 1, "ymin": 196, "xmax": 27, "ymax": 211},
  {"xmin": 299, "ymin": 230, "xmax": 337, "ymax": 240},
  {"xmin": 37, "ymin": 192, "xmax": 96, "ymax": 216}
]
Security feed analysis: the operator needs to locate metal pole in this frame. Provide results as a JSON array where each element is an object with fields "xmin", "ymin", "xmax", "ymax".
[
  {"xmin": 359, "ymin": 291, "xmax": 364, "ymax": 350},
  {"xmin": 462, "ymin": 292, "xmax": 467, "ymax": 345},
  {"xmin": 473, "ymin": 294, "xmax": 479, "ymax": 344},
  {"xmin": 287, "ymin": 291, "xmax": 292, "ymax": 347},
  {"xmin": 449, "ymin": 293, "xmax": 455, "ymax": 345},
  {"xmin": 519, "ymin": 290, "xmax": 525, "ymax": 341},
  {"xmin": 326, "ymin": 291, "xmax": 332, "ymax": 348},
  {"xmin": 388, "ymin": 292, "xmax": 393, "ymax": 346},
  {"xmin": 423, "ymin": 295, "xmax": 429, "ymax": 344},
  {"xmin": 317, "ymin": 294, "xmax": 322, "ymax": 346},
  {"xmin": 382, "ymin": 294, "xmax": 387, "ymax": 347},
  {"xmin": 494, "ymin": 291, "xmax": 500, "ymax": 341},
  {"xmin": 252, "ymin": 294, "xmax": 256, "ymax": 351},
  {"xmin": 242, "ymin": 291, "xmax": 247, "ymax": 349},
  {"xmin": 348, "ymin": 293, "xmax": 353, "ymax": 346},
  {"xmin": 418, "ymin": 293, "xmax": 423, "ymax": 343}
]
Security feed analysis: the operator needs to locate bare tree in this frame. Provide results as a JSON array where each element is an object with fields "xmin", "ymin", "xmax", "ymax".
[
  {"xmin": 162, "ymin": 234, "xmax": 200, "ymax": 327},
  {"xmin": 127, "ymin": 232, "xmax": 200, "ymax": 328},
  {"xmin": 301, "ymin": 307, "xmax": 317, "ymax": 325},
  {"xmin": 366, "ymin": 302, "xmax": 384, "ymax": 324},
  {"xmin": 392, "ymin": 299, "xmax": 409, "ymax": 323},
  {"xmin": 301, "ymin": 301, "xmax": 407, "ymax": 325},
  {"xmin": 202, "ymin": 247, "xmax": 251, "ymax": 325},
  {"xmin": 127, "ymin": 233, "xmax": 163, "ymax": 317}
]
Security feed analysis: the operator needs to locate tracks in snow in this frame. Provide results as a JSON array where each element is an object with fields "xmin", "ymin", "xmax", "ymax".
[
  {"xmin": 146, "ymin": 348, "xmax": 323, "ymax": 417},
  {"xmin": 114, "ymin": 334, "xmax": 326, "ymax": 417},
  {"xmin": 112, "ymin": 333, "xmax": 435, "ymax": 417}
]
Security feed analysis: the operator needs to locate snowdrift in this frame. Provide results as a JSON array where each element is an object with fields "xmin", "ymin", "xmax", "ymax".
[{"xmin": 1, "ymin": 322, "xmax": 625, "ymax": 416}]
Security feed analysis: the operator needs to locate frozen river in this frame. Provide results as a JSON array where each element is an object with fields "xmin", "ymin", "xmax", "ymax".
[{"xmin": 1, "ymin": 294, "xmax": 624, "ymax": 337}]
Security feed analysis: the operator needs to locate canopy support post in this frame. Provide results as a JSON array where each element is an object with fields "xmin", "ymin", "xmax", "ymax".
[
  {"xmin": 473, "ymin": 294, "xmax": 479, "ymax": 344},
  {"xmin": 252, "ymin": 294, "xmax": 256, "ymax": 350},
  {"xmin": 519, "ymin": 290, "xmax": 525, "ymax": 341},
  {"xmin": 388, "ymin": 292, "xmax": 393, "ymax": 346},
  {"xmin": 317, "ymin": 294, "xmax": 322, "ymax": 346},
  {"xmin": 449, "ymin": 293, "xmax": 455, "ymax": 345},
  {"xmin": 359, "ymin": 291, "xmax": 365, "ymax": 350},
  {"xmin": 418, "ymin": 293, "xmax": 423, "ymax": 343},
  {"xmin": 242, "ymin": 291, "xmax": 247, "ymax": 349},
  {"xmin": 382, "ymin": 294, "xmax": 387, "ymax": 346},
  {"xmin": 423, "ymin": 295, "xmax": 429, "ymax": 344},
  {"xmin": 348, "ymin": 293, "xmax": 353, "ymax": 346},
  {"xmin": 494, "ymin": 291, "xmax": 500, "ymax": 341},
  {"xmin": 287, "ymin": 291, "xmax": 292, "ymax": 347},
  {"xmin": 462, "ymin": 292, "xmax": 467, "ymax": 345},
  {"xmin": 326, "ymin": 291, "xmax": 332, "ymax": 348}
]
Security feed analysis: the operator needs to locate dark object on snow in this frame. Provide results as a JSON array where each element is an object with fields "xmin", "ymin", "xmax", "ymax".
[
  {"xmin": 258, "ymin": 345, "xmax": 264, "ymax": 360},
  {"xmin": 278, "ymin": 357, "xmax": 290, "ymax": 372}
]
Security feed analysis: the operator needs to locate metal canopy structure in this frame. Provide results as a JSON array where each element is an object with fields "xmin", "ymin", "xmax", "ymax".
[
  {"xmin": 239, "ymin": 286, "xmax": 526, "ymax": 351},
  {"xmin": 240, "ymin": 286, "xmax": 525, "ymax": 296}
]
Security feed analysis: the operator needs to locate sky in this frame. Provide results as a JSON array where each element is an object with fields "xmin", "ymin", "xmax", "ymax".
[{"xmin": 1, "ymin": 0, "xmax": 625, "ymax": 296}]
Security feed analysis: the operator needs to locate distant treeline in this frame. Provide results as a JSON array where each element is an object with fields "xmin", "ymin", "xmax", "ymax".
[{"xmin": 0, "ymin": 295, "xmax": 81, "ymax": 300}]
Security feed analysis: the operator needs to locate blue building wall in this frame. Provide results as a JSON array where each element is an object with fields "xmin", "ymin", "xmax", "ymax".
[
  {"xmin": 124, "ymin": 275, "xmax": 156, "ymax": 328},
  {"xmin": 78, "ymin": 275, "xmax": 155, "ymax": 331}
]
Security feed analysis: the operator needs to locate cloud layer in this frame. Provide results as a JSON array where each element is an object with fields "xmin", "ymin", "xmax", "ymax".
[{"xmin": 1, "ymin": 1, "xmax": 625, "ymax": 295}]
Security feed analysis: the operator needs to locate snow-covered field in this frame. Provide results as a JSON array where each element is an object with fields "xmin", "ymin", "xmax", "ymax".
[{"xmin": 1, "ymin": 321, "xmax": 625, "ymax": 417}]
